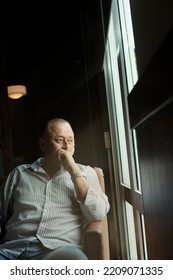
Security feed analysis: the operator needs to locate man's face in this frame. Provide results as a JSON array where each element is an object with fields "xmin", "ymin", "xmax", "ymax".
[{"xmin": 40, "ymin": 121, "xmax": 75, "ymax": 159}]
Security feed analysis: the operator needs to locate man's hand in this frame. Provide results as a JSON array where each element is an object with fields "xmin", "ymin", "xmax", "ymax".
[
  {"xmin": 57, "ymin": 149, "xmax": 80, "ymax": 174},
  {"xmin": 57, "ymin": 149, "xmax": 89, "ymax": 202}
]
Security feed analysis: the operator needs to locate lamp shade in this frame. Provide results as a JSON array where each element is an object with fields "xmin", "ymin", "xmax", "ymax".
[{"xmin": 7, "ymin": 85, "xmax": 27, "ymax": 99}]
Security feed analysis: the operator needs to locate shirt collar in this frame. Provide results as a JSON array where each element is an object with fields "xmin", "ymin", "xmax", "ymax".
[{"xmin": 30, "ymin": 157, "xmax": 44, "ymax": 172}]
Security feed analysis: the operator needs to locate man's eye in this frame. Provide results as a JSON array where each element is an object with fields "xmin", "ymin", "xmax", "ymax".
[{"xmin": 56, "ymin": 138, "xmax": 63, "ymax": 143}]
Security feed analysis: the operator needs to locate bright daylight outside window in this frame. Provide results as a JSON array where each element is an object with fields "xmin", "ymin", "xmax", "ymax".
[
  {"xmin": 118, "ymin": 0, "xmax": 138, "ymax": 92},
  {"xmin": 118, "ymin": 0, "xmax": 147, "ymax": 259},
  {"xmin": 117, "ymin": 0, "xmax": 139, "ymax": 259},
  {"xmin": 118, "ymin": 0, "xmax": 142, "ymax": 192},
  {"xmin": 104, "ymin": 0, "xmax": 148, "ymax": 259}
]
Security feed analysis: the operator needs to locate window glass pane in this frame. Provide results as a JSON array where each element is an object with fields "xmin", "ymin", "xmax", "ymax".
[
  {"xmin": 141, "ymin": 214, "xmax": 148, "ymax": 259},
  {"xmin": 125, "ymin": 202, "xmax": 138, "ymax": 259},
  {"xmin": 108, "ymin": 15, "xmax": 131, "ymax": 187},
  {"xmin": 118, "ymin": 0, "xmax": 138, "ymax": 92},
  {"xmin": 132, "ymin": 130, "xmax": 142, "ymax": 191}
]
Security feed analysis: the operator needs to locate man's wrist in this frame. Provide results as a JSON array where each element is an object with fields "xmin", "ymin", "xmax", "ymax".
[{"xmin": 71, "ymin": 171, "xmax": 87, "ymax": 180}]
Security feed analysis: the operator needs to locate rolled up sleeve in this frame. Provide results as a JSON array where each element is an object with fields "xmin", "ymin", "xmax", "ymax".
[{"xmin": 78, "ymin": 166, "xmax": 110, "ymax": 223}]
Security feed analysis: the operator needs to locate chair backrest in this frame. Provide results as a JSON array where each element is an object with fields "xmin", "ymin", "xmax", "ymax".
[
  {"xmin": 83, "ymin": 167, "xmax": 110, "ymax": 259},
  {"xmin": 93, "ymin": 167, "xmax": 105, "ymax": 192},
  {"xmin": 94, "ymin": 167, "xmax": 110, "ymax": 259}
]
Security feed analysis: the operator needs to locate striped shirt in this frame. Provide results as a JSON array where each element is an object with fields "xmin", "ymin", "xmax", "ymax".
[{"xmin": 0, "ymin": 158, "xmax": 109, "ymax": 249}]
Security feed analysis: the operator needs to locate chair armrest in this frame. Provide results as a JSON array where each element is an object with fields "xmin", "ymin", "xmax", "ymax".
[{"xmin": 83, "ymin": 218, "xmax": 110, "ymax": 260}]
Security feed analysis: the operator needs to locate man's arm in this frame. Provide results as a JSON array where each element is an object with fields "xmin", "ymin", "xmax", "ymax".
[
  {"xmin": 57, "ymin": 149, "xmax": 89, "ymax": 202},
  {"xmin": 57, "ymin": 149, "xmax": 110, "ymax": 221}
]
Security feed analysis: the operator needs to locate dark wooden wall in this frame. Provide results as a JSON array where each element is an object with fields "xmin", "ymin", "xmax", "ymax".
[{"xmin": 128, "ymin": 27, "xmax": 173, "ymax": 259}]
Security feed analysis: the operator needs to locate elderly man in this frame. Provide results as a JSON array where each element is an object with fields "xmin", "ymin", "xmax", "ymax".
[{"xmin": 0, "ymin": 118, "xmax": 110, "ymax": 260}]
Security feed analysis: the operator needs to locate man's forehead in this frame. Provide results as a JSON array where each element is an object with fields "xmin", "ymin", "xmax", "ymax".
[{"xmin": 50, "ymin": 122, "xmax": 74, "ymax": 135}]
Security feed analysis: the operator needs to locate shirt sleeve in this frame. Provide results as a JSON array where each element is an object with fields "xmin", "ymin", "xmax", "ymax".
[{"xmin": 78, "ymin": 166, "xmax": 110, "ymax": 224}]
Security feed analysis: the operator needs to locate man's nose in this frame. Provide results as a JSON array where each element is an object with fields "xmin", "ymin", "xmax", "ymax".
[{"xmin": 62, "ymin": 139, "xmax": 69, "ymax": 149}]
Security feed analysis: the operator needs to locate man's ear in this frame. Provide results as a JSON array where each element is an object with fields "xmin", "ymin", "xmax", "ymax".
[{"xmin": 39, "ymin": 138, "xmax": 45, "ymax": 152}]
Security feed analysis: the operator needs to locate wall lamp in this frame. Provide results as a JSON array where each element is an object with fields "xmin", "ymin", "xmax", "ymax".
[{"xmin": 7, "ymin": 85, "xmax": 27, "ymax": 99}]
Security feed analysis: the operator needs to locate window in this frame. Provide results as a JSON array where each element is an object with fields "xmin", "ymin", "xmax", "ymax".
[{"xmin": 103, "ymin": 0, "xmax": 147, "ymax": 259}]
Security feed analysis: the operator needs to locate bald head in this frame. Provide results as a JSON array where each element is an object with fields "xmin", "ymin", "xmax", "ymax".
[{"xmin": 41, "ymin": 118, "xmax": 73, "ymax": 138}]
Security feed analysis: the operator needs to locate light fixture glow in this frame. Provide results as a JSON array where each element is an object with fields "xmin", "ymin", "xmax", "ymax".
[{"xmin": 7, "ymin": 85, "xmax": 27, "ymax": 99}]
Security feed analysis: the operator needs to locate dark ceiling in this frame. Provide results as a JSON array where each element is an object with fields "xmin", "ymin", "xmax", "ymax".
[
  {"xmin": 3, "ymin": 1, "xmax": 85, "ymax": 98},
  {"xmin": 0, "ymin": 0, "xmax": 112, "ymax": 166},
  {"xmin": 2, "ymin": 0, "xmax": 111, "ymax": 107}
]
